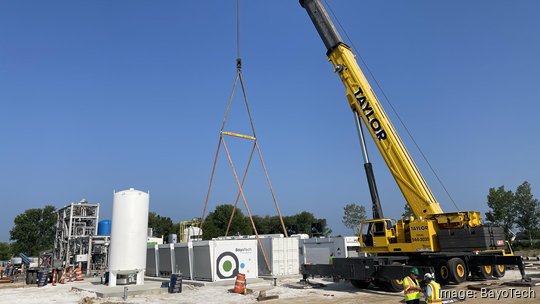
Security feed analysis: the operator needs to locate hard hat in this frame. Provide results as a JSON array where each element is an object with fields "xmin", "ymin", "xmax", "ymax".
[
  {"xmin": 424, "ymin": 273, "xmax": 434, "ymax": 280},
  {"xmin": 410, "ymin": 267, "xmax": 420, "ymax": 275}
]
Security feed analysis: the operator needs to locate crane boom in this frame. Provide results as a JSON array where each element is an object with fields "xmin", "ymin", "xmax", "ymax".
[
  {"xmin": 300, "ymin": 0, "xmax": 442, "ymax": 217},
  {"xmin": 300, "ymin": 0, "xmax": 481, "ymax": 227}
]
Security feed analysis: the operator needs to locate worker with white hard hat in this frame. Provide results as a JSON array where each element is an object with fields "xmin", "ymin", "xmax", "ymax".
[{"xmin": 423, "ymin": 273, "xmax": 441, "ymax": 304}]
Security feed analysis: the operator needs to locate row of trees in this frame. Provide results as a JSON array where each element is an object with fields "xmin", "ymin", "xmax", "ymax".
[
  {"xmin": 486, "ymin": 181, "xmax": 540, "ymax": 245},
  {"xmin": 202, "ymin": 204, "xmax": 331, "ymax": 240},
  {"xmin": 0, "ymin": 205, "xmax": 57, "ymax": 259},
  {"xmin": 1, "ymin": 204, "xmax": 331, "ymax": 259},
  {"xmin": 3, "ymin": 181, "xmax": 536, "ymax": 260}
]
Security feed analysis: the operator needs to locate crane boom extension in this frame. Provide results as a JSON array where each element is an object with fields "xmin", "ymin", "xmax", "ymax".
[{"xmin": 300, "ymin": 0, "xmax": 481, "ymax": 228}]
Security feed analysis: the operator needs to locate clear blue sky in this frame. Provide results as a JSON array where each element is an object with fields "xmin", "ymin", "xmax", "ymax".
[{"xmin": 1, "ymin": 1, "xmax": 539, "ymax": 242}]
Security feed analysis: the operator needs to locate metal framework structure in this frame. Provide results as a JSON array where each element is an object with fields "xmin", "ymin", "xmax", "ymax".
[
  {"xmin": 88, "ymin": 235, "xmax": 110, "ymax": 276},
  {"xmin": 53, "ymin": 200, "xmax": 99, "ymax": 273}
]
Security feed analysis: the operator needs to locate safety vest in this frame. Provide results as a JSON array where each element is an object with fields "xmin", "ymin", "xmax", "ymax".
[
  {"xmin": 403, "ymin": 276, "xmax": 421, "ymax": 301},
  {"xmin": 426, "ymin": 281, "xmax": 442, "ymax": 303}
]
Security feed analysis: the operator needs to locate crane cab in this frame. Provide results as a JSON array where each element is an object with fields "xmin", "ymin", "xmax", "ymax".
[{"xmin": 360, "ymin": 218, "xmax": 440, "ymax": 253}]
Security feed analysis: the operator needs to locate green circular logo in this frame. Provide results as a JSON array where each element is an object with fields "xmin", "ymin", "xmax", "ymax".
[
  {"xmin": 217, "ymin": 251, "xmax": 239, "ymax": 279},
  {"xmin": 223, "ymin": 260, "xmax": 233, "ymax": 272}
]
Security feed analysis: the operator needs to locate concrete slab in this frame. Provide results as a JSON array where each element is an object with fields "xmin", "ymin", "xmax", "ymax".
[
  {"xmin": 145, "ymin": 276, "xmax": 266, "ymax": 287},
  {"xmin": 71, "ymin": 281, "xmax": 167, "ymax": 298}
]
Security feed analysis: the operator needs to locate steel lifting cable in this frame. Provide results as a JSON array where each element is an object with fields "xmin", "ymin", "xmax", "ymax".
[
  {"xmin": 238, "ymin": 71, "xmax": 288, "ymax": 237},
  {"xmin": 225, "ymin": 142, "xmax": 256, "ymax": 236},
  {"xmin": 199, "ymin": 73, "xmax": 240, "ymax": 232},
  {"xmin": 200, "ymin": 0, "xmax": 288, "ymax": 274},
  {"xmin": 221, "ymin": 137, "xmax": 272, "ymax": 274},
  {"xmin": 323, "ymin": 0, "xmax": 461, "ymax": 212}
]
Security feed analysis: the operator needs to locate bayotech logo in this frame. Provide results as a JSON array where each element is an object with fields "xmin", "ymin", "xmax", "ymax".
[
  {"xmin": 353, "ymin": 87, "xmax": 387, "ymax": 141},
  {"xmin": 235, "ymin": 248, "xmax": 252, "ymax": 253},
  {"xmin": 216, "ymin": 251, "xmax": 239, "ymax": 279}
]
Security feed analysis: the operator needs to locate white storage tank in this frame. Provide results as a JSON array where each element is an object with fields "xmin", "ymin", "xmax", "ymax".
[
  {"xmin": 182, "ymin": 226, "xmax": 203, "ymax": 242},
  {"xmin": 108, "ymin": 188, "xmax": 149, "ymax": 286},
  {"xmin": 167, "ymin": 234, "xmax": 178, "ymax": 244}
]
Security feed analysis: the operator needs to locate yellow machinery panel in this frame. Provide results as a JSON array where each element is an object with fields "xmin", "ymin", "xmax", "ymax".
[
  {"xmin": 360, "ymin": 218, "xmax": 440, "ymax": 253},
  {"xmin": 408, "ymin": 220, "xmax": 439, "ymax": 252}
]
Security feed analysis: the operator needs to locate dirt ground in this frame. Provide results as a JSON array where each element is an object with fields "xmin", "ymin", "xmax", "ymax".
[
  {"xmin": 251, "ymin": 269, "xmax": 540, "ymax": 304},
  {"xmin": 0, "ymin": 269, "xmax": 538, "ymax": 304},
  {"xmin": 271, "ymin": 278, "xmax": 540, "ymax": 304}
]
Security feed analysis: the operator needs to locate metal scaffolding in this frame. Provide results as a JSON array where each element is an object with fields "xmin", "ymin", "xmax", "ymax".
[{"xmin": 52, "ymin": 199, "xmax": 99, "ymax": 273}]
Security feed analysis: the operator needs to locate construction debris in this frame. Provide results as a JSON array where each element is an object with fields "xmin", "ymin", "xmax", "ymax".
[
  {"xmin": 256, "ymin": 290, "xmax": 279, "ymax": 301},
  {"xmin": 502, "ymin": 280, "xmax": 540, "ymax": 287},
  {"xmin": 467, "ymin": 282, "xmax": 505, "ymax": 291}
]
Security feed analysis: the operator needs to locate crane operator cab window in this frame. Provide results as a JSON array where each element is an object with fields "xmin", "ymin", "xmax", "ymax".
[
  {"xmin": 361, "ymin": 223, "xmax": 374, "ymax": 247},
  {"xmin": 373, "ymin": 221, "xmax": 386, "ymax": 236},
  {"xmin": 361, "ymin": 220, "xmax": 395, "ymax": 248}
]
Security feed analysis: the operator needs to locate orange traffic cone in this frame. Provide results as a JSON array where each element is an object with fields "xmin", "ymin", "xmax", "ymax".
[
  {"xmin": 68, "ymin": 265, "xmax": 73, "ymax": 282},
  {"xmin": 51, "ymin": 269, "xmax": 57, "ymax": 286},
  {"xmin": 60, "ymin": 268, "xmax": 66, "ymax": 284},
  {"xmin": 75, "ymin": 267, "xmax": 83, "ymax": 281},
  {"xmin": 233, "ymin": 273, "xmax": 246, "ymax": 294}
]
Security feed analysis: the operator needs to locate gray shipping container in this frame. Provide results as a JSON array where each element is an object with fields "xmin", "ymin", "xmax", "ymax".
[
  {"xmin": 146, "ymin": 245, "xmax": 159, "ymax": 277},
  {"xmin": 158, "ymin": 244, "xmax": 175, "ymax": 277},
  {"xmin": 173, "ymin": 242, "xmax": 193, "ymax": 280}
]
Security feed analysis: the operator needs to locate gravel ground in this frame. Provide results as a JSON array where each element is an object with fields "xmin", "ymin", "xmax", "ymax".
[{"xmin": 0, "ymin": 269, "xmax": 538, "ymax": 304}]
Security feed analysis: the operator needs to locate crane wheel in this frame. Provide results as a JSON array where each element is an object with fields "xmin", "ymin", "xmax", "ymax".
[
  {"xmin": 374, "ymin": 279, "xmax": 402, "ymax": 292},
  {"xmin": 350, "ymin": 279, "xmax": 371, "ymax": 289},
  {"xmin": 434, "ymin": 259, "xmax": 451, "ymax": 285},
  {"xmin": 493, "ymin": 264, "xmax": 506, "ymax": 278},
  {"xmin": 387, "ymin": 278, "xmax": 403, "ymax": 292},
  {"xmin": 389, "ymin": 261, "xmax": 404, "ymax": 291},
  {"xmin": 479, "ymin": 265, "xmax": 493, "ymax": 279},
  {"xmin": 472, "ymin": 265, "xmax": 493, "ymax": 279},
  {"xmin": 448, "ymin": 257, "xmax": 467, "ymax": 284}
]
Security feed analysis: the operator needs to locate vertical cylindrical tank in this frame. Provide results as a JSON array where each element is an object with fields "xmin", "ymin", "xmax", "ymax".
[
  {"xmin": 98, "ymin": 220, "xmax": 112, "ymax": 235},
  {"xmin": 108, "ymin": 188, "xmax": 149, "ymax": 286},
  {"xmin": 168, "ymin": 234, "xmax": 178, "ymax": 244}
]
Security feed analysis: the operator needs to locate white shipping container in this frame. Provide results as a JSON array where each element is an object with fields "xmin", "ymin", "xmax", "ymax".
[
  {"xmin": 300, "ymin": 237, "xmax": 334, "ymax": 265},
  {"xmin": 258, "ymin": 237, "xmax": 299, "ymax": 276},
  {"xmin": 192, "ymin": 239, "xmax": 258, "ymax": 281},
  {"xmin": 299, "ymin": 236, "xmax": 361, "ymax": 266},
  {"xmin": 332, "ymin": 236, "xmax": 361, "ymax": 258}
]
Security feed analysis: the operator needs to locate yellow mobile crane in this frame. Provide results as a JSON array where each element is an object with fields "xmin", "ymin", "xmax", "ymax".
[{"xmin": 299, "ymin": 0, "xmax": 527, "ymax": 290}]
